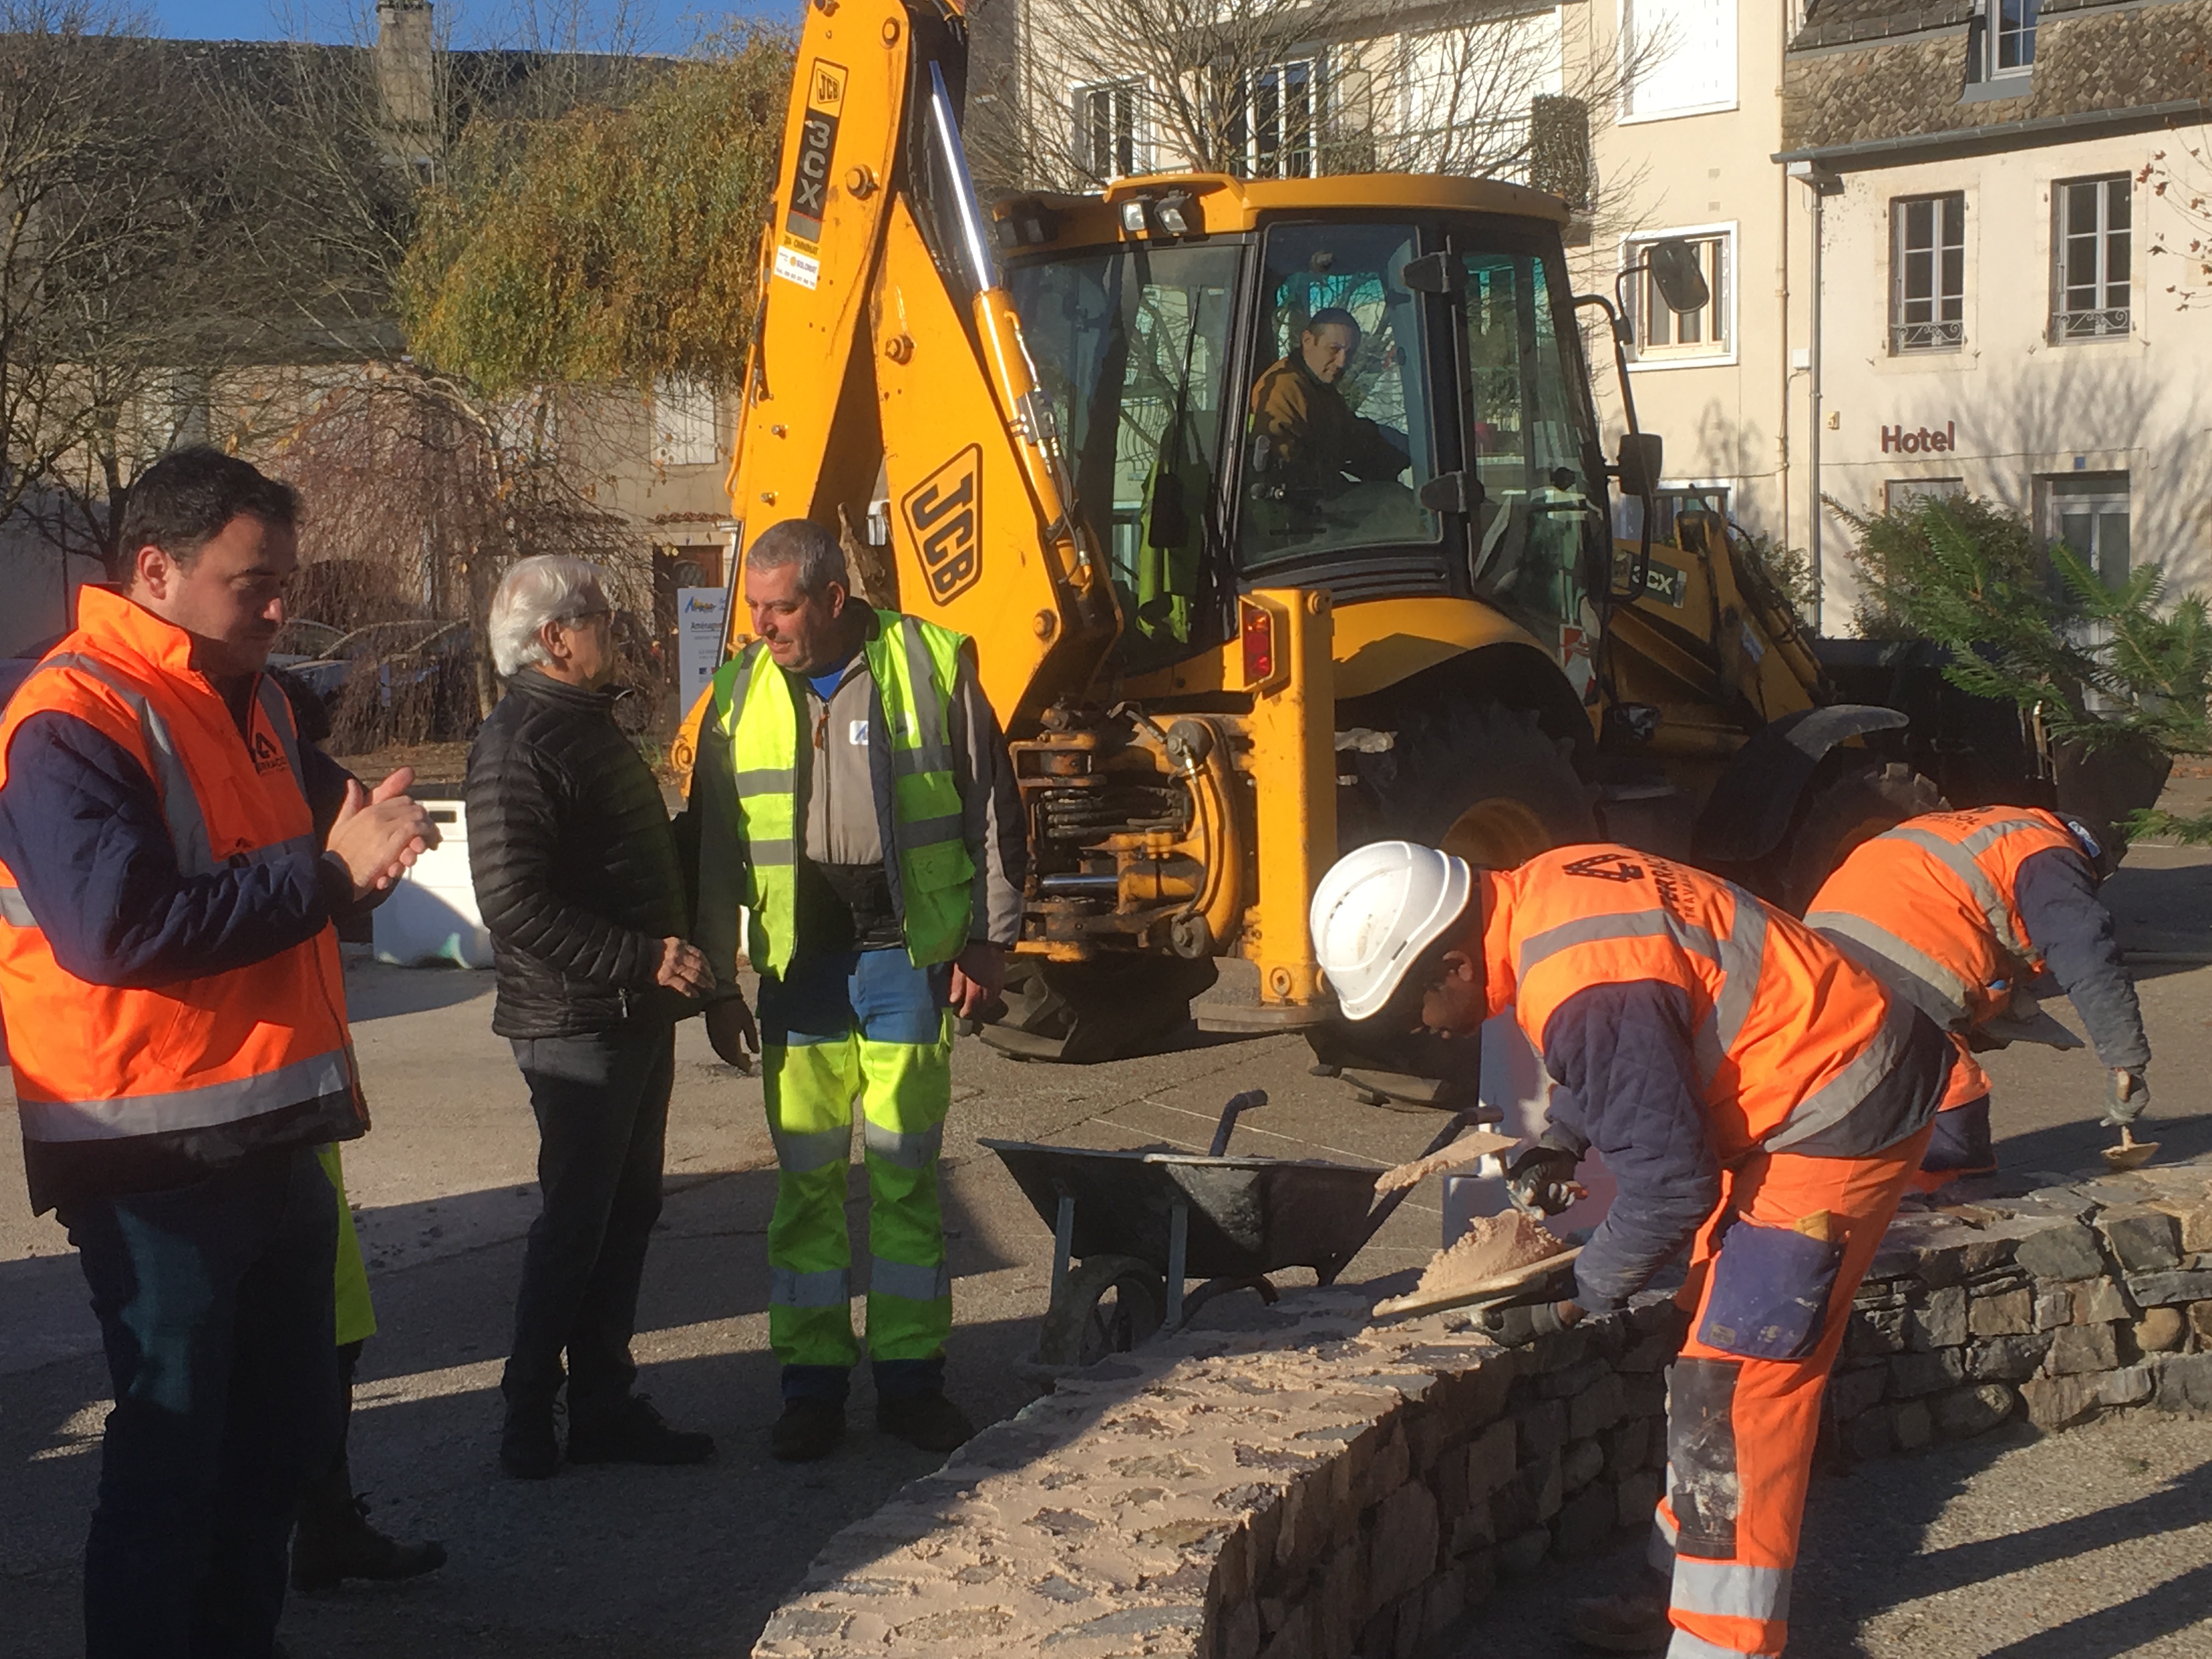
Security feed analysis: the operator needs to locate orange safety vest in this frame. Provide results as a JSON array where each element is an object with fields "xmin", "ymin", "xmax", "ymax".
[
  {"xmin": 1804, "ymin": 806, "xmax": 2081, "ymax": 1034},
  {"xmin": 0, "ymin": 588, "xmax": 363, "ymax": 1210},
  {"xmin": 1482, "ymin": 845, "xmax": 1930, "ymax": 1163}
]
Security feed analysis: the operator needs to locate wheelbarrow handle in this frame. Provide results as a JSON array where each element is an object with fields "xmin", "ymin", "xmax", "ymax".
[{"xmin": 1209, "ymin": 1090, "xmax": 1270, "ymax": 1156}]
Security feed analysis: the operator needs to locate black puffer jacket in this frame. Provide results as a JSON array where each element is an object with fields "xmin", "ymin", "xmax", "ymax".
[{"xmin": 465, "ymin": 671, "xmax": 690, "ymax": 1038}]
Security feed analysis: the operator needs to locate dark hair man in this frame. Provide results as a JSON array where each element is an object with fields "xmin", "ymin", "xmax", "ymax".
[
  {"xmin": 1311, "ymin": 840, "xmax": 1949, "ymax": 1658},
  {"xmin": 1806, "ymin": 806, "xmax": 2149, "ymax": 1187},
  {"xmin": 467, "ymin": 554, "xmax": 718, "ymax": 1479},
  {"xmin": 1247, "ymin": 306, "xmax": 1410, "ymax": 498},
  {"xmin": 0, "ymin": 444, "xmax": 437, "ymax": 1657},
  {"xmin": 690, "ymin": 518, "xmax": 1025, "ymax": 1463}
]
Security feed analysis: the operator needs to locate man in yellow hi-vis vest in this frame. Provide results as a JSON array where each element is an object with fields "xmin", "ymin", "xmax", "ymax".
[{"xmin": 690, "ymin": 518, "xmax": 1025, "ymax": 1463}]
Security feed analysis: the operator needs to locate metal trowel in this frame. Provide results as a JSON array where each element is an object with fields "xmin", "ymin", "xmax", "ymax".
[
  {"xmin": 2100, "ymin": 1071, "xmax": 2158, "ymax": 1170},
  {"xmin": 2102, "ymin": 1124, "xmax": 2160, "ymax": 1172}
]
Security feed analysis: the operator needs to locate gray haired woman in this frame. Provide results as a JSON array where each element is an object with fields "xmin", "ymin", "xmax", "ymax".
[{"xmin": 465, "ymin": 554, "xmax": 718, "ymax": 1477}]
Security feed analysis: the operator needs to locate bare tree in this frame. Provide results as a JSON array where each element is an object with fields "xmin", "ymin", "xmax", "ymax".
[
  {"xmin": 968, "ymin": 0, "xmax": 1656, "ymax": 221},
  {"xmin": 2143, "ymin": 117, "xmax": 2212, "ymax": 311}
]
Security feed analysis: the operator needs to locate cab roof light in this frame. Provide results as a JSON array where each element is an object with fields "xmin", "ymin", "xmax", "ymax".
[{"xmin": 1119, "ymin": 197, "xmax": 1152, "ymax": 236}]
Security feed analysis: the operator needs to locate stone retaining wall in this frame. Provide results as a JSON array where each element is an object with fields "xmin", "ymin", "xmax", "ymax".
[{"xmin": 755, "ymin": 1163, "xmax": 2212, "ymax": 1659}]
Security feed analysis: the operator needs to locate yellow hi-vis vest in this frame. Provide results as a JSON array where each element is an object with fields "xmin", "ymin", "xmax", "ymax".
[{"xmin": 709, "ymin": 610, "xmax": 974, "ymax": 975}]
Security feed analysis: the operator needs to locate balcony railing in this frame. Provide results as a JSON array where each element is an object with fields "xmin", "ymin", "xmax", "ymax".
[
  {"xmin": 2052, "ymin": 307, "xmax": 2130, "ymax": 341},
  {"xmin": 1891, "ymin": 318, "xmax": 1965, "ymax": 353}
]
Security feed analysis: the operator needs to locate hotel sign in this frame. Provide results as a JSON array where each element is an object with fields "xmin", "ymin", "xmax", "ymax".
[{"xmin": 1881, "ymin": 421, "xmax": 1957, "ymax": 454}]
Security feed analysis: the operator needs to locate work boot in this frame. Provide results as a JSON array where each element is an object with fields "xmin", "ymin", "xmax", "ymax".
[
  {"xmin": 292, "ymin": 1467, "xmax": 448, "ymax": 1593},
  {"xmin": 772, "ymin": 1397, "xmax": 847, "ymax": 1463},
  {"xmin": 500, "ymin": 1396, "xmax": 561, "ymax": 1480},
  {"xmin": 1567, "ymin": 1590, "xmax": 1672, "ymax": 1652},
  {"xmin": 567, "ymin": 1395, "xmax": 715, "ymax": 1466},
  {"xmin": 876, "ymin": 1391, "xmax": 974, "ymax": 1453}
]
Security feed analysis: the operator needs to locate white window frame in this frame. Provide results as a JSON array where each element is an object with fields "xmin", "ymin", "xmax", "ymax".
[
  {"xmin": 1622, "ymin": 222, "xmax": 1737, "ymax": 369},
  {"xmin": 2051, "ymin": 173, "xmax": 2131, "ymax": 343},
  {"xmin": 1075, "ymin": 78, "xmax": 1145, "ymax": 181},
  {"xmin": 652, "ymin": 377, "xmax": 719, "ymax": 468},
  {"xmin": 1617, "ymin": 0, "xmax": 1740, "ymax": 126},
  {"xmin": 1400, "ymin": 11, "xmax": 1564, "ymax": 179},
  {"xmin": 1234, "ymin": 54, "xmax": 1323, "ymax": 179},
  {"xmin": 1986, "ymin": 0, "xmax": 2039, "ymax": 80},
  {"xmin": 1889, "ymin": 192, "xmax": 1966, "ymax": 354}
]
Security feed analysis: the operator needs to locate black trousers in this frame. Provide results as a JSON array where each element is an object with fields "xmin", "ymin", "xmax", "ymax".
[{"xmin": 503, "ymin": 1019, "xmax": 674, "ymax": 1424}]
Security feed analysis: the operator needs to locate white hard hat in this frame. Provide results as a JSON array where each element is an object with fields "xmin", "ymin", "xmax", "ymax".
[{"xmin": 1309, "ymin": 840, "xmax": 1475, "ymax": 1022}]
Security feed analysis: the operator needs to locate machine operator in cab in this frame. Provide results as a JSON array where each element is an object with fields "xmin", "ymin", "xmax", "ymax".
[{"xmin": 1248, "ymin": 306, "xmax": 1410, "ymax": 501}]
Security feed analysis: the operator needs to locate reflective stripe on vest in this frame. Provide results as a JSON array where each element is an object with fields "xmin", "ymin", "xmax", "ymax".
[
  {"xmin": 0, "ymin": 886, "xmax": 33, "ymax": 929},
  {"xmin": 1671, "ymin": 1558, "xmax": 1791, "ymax": 1623},
  {"xmin": 1805, "ymin": 912, "xmax": 1974, "ymax": 1029},
  {"xmin": 717, "ymin": 611, "xmax": 973, "ymax": 974},
  {"xmin": 1883, "ymin": 816, "xmax": 2050, "ymax": 960},
  {"xmin": 16, "ymin": 1049, "xmax": 356, "ymax": 1141}
]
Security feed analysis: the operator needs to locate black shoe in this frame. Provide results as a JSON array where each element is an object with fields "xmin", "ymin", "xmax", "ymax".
[
  {"xmin": 771, "ymin": 1397, "xmax": 847, "ymax": 1463},
  {"xmin": 292, "ymin": 1480, "xmax": 448, "ymax": 1593},
  {"xmin": 876, "ymin": 1391, "xmax": 974, "ymax": 1453},
  {"xmin": 500, "ymin": 1398, "xmax": 560, "ymax": 1480},
  {"xmin": 567, "ymin": 1395, "xmax": 714, "ymax": 1466}
]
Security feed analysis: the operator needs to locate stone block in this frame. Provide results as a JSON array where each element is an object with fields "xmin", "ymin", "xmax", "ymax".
[
  {"xmin": 1932, "ymin": 1384, "xmax": 2013, "ymax": 1440},
  {"xmin": 1914, "ymin": 1244, "xmax": 1969, "ymax": 1291},
  {"xmin": 2124, "ymin": 1269, "xmax": 2212, "ymax": 1308},
  {"xmin": 2134, "ymin": 1307, "xmax": 2187, "ymax": 1353},
  {"xmin": 2096, "ymin": 1366, "xmax": 2154, "ymax": 1408},
  {"xmin": 1554, "ymin": 1482, "xmax": 1618, "ymax": 1559},
  {"xmin": 1622, "ymin": 1374, "xmax": 1668, "ymax": 1418},
  {"xmin": 1488, "ymin": 1478, "xmax": 1535, "ymax": 1543},
  {"xmin": 1518, "ymin": 1398, "xmax": 1569, "ymax": 1460},
  {"xmin": 1538, "ymin": 1356, "xmax": 1613, "ymax": 1400},
  {"xmin": 1367, "ymin": 1483, "xmax": 1437, "ymax": 1606},
  {"xmin": 1601, "ymin": 1417, "xmax": 1650, "ymax": 1479},
  {"xmin": 1407, "ymin": 1410, "xmax": 1453, "ymax": 1477},
  {"xmin": 1569, "ymin": 1373, "xmax": 1628, "ymax": 1440},
  {"xmin": 1888, "ymin": 1348, "xmax": 1967, "ymax": 1398},
  {"xmin": 1524, "ymin": 1451, "xmax": 1564, "ymax": 1522},
  {"xmin": 1461, "ymin": 1546, "xmax": 1498, "ymax": 1610},
  {"xmin": 1393, "ymin": 1592, "xmax": 1427, "ymax": 1659},
  {"xmin": 1827, "ymin": 1365, "xmax": 1888, "ymax": 1421},
  {"xmin": 1840, "ymin": 1407, "xmax": 1891, "ymax": 1460},
  {"xmin": 1497, "ymin": 1526, "xmax": 1551, "ymax": 1577},
  {"xmin": 2151, "ymin": 1352, "xmax": 2212, "ymax": 1414},
  {"xmin": 1967, "ymin": 1333, "xmax": 2053, "ymax": 1382},
  {"xmin": 2034, "ymin": 1287, "xmax": 2071, "ymax": 1332},
  {"xmin": 1562, "ymin": 1438, "xmax": 1605, "ymax": 1494},
  {"xmin": 1423, "ymin": 1564, "xmax": 1468, "ymax": 1642},
  {"xmin": 1355, "ymin": 1605, "xmax": 1393, "ymax": 1659},
  {"xmin": 2072, "ymin": 1278, "xmax": 2131, "ymax": 1325},
  {"xmin": 1893, "ymin": 1399, "xmax": 1933, "ymax": 1451},
  {"xmin": 1968, "ymin": 1288, "xmax": 2034, "ymax": 1338},
  {"xmin": 1618, "ymin": 1319, "xmax": 1687, "ymax": 1373},
  {"xmin": 1616, "ymin": 1467, "xmax": 1661, "ymax": 1531},
  {"xmin": 2019, "ymin": 1373, "xmax": 2100, "ymax": 1430},
  {"xmin": 2096, "ymin": 1205, "xmax": 2183, "ymax": 1273},
  {"xmin": 2181, "ymin": 1201, "xmax": 2212, "ymax": 1256},
  {"xmin": 1449, "ymin": 1504, "xmax": 1496, "ymax": 1559},
  {"xmin": 1221, "ymin": 1600, "xmax": 1262, "ymax": 1659},
  {"xmin": 1355, "ymin": 1431, "xmax": 1412, "ymax": 1509},
  {"xmin": 1256, "ymin": 1601, "xmax": 1312, "ymax": 1659},
  {"xmin": 2191, "ymin": 1301, "xmax": 2212, "ymax": 1346},
  {"xmin": 1317, "ymin": 1542, "xmax": 1364, "ymax": 1655},
  {"xmin": 1464, "ymin": 1419, "xmax": 1516, "ymax": 1499},
  {"xmin": 1907, "ymin": 1286, "xmax": 1970, "ymax": 1351},
  {"xmin": 2016, "ymin": 1222, "xmax": 2106, "ymax": 1282},
  {"xmin": 1431, "ymin": 1437, "xmax": 1470, "ymax": 1523},
  {"xmin": 1846, "ymin": 1307, "xmax": 1908, "ymax": 1358},
  {"xmin": 2046, "ymin": 1323, "xmax": 2120, "ymax": 1376}
]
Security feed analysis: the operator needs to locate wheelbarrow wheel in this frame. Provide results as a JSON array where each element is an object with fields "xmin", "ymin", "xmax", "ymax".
[{"xmin": 1037, "ymin": 1254, "xmax": 1167, "ymax": 1367}]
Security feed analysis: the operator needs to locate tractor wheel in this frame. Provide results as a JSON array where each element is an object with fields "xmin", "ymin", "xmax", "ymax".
[
  {"xmin": 1317, "ymin": 699, "xmax": 1597, "ymax": 1091},
  {"xmin": 1036, "ymin": 1254, "xmax": 1167, "ymax": 1367},
  {"xmin": 1776, "ymin": 760, "xmax": 1946, "ymax": 915}
]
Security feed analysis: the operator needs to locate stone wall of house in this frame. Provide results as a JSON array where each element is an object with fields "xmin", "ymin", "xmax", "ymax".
[{"xmin": 754, "ymin": 1163, "xmax": 2212, "ymax": 1659}]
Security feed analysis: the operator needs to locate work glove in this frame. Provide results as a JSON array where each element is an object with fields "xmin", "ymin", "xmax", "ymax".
[
  {"xmin": 2102, "ymin": 1068, "xmax": 2150, "ymax": 1127},
  {"xmin": 1476, "ymin": 1299, "xmax": 1576, "ymax": 1347},
  {"xmin": 1505, "ymin": 1146, "xmax": 1583, "ymax": 1217}
]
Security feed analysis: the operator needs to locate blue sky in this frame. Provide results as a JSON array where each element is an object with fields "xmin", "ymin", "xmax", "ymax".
[{"xmin": 149, "ymin": 1, "xmax": 795, "ymax": 50}]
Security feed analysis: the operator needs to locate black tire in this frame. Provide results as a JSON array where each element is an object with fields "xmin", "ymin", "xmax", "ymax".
[
  {"xmin": 1777, "ymin": 760, "xmax": 1946, "ymax": 915},
  {"xmin": 1338, "ymin": 698, "xmax": 1595, "ymax": 866},
  {"xmin": 1036, "ymin": 1254, "xmax": 1167, "ymax": 1367},
  {"xmin": 981, "ymin": 955, "xmax": 1219, "ymax": 1065}
]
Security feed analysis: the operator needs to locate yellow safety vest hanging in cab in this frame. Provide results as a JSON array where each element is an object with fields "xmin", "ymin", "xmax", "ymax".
[{"xmin": 709, "ymin": 609, "xmax": 973, "ymax": 975}]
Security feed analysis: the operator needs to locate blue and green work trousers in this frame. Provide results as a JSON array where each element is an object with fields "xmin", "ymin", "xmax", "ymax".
[{"xmin": 760, "ymin": 947, "xmax": 955, "ymax": 1404}]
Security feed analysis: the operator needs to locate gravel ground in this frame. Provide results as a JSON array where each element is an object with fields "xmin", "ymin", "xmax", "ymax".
[{"xmin": 1446, "ymin": 1414, "xmax": 2212, "ymax": 1658}]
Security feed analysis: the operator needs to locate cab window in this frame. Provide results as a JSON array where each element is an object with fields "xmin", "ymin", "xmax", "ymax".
[{"xmin": 1238, "ymin": 222, "xmax": 1440, "ymax": 570}]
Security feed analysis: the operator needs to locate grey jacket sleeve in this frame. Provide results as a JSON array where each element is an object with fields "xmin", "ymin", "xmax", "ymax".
[
  {"xmin": 947, "ymin": 646, "xmax": 1028, "ymax": 947},
  {"xmin": 686, "ymin": 703, "xmax": 751, "ymax": 986},
  {"xmin": 2016, "ymin": 846, "xmax": 2149, "ymax": 1070}
]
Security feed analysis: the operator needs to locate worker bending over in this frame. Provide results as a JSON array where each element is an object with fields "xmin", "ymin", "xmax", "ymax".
[
  {"xmin": 1806, "ymin": 805, "xmax": 2148, "ymax": 1187},
  {"xmin": 1311, "ymin": 842, "xmax": 1949, "ymax": 1657},
  {"xmin": 691, "ymin": 518, "xmax": 1025, "ymax": 1463}
]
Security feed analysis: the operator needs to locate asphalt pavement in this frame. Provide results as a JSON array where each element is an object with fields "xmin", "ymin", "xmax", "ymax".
[{"xmin": 3, "ymin": 833, "xmax": 2211, "ymax": 1657}]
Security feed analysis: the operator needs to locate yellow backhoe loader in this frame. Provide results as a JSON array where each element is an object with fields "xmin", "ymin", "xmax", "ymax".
[{"xmin": 678, "ymin": 0, "xmax": 1970, "ymax": 1088}]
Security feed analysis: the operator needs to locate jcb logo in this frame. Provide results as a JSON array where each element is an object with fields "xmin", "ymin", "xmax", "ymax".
[
  {"xmin": 904, "ymin": 446, "xmax": 981, "ymax": 603},
  {"xmin": 783, "ymin": 58, "xmax": 848, "ymax": 244}
]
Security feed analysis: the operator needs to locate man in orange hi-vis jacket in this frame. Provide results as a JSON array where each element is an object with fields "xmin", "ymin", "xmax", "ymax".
[
  {"xmin": 1311, "ymin": 841, "xmax": 1950, "ymax": 1658},
  {"xmin": 1807, "ymin": 805, "xmax": 2149, "ymax": 1188}
]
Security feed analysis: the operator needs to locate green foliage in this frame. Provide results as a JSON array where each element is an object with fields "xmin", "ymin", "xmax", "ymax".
[
  {"xmin": 398, "ymin": 30, "xmax": 793, "ymax": 396},
  {"xmin": 1737, "ymin": 532, "xmax": 1817, "ymax": 627},
  {"xmin": 1832, "ymin": 491, "xmax": 2212, "ymax": 759}
]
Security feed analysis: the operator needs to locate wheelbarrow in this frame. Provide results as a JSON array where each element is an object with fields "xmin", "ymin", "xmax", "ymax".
[{"xmin": 981, "ymin": 1091, "xmax": 1495, "ymax": 1377}]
